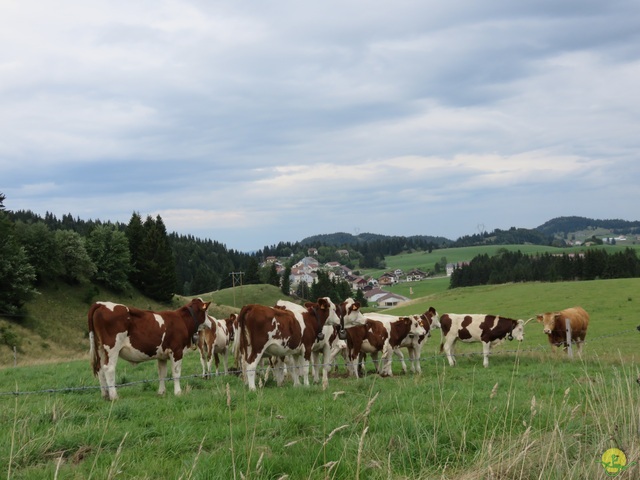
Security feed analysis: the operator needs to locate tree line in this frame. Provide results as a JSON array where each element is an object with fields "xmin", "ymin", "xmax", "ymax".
[
  {"xmin": 450, "ymin": 248, "xmax": 640, "ymax": 288},
  {"xmin": 0, "ymin": 194, "xmax": 367, "ymax": 315}
]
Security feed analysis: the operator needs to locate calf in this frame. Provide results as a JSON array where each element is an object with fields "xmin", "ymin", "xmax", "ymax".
[
  {"xmin": 345, "ymin": 315, "xmax": 426, "ymax": 377},
  {"xmin": 440, "ymin": 314, "xmax": 525, "ymax": 367},
  {"xmin": 536, "ymin": 306, "xmax": 589, "ymax": 354},
  {"xmin": 196, "ymin": 314, "xmax": 233, "ymax": 378},
  {"xmin": 393, "ymin": 307, "xmax": 440, "ymax": 374}
]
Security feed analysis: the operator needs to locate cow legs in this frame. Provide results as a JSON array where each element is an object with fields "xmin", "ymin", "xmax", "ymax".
[
  {"xmin": 171, "ymin": 358, "xmax": 183, "ymax": 395},
  {"xmin": 320, "ymin": 344, "xmax": 331, "ymax": 389},
  {"xmin": 310, "ymin": 351, "xmax": 320, "ymax": 383},
  {"xmin": 482, "ymin": 342, "xmax": 491, "ymax": 368},
  {"xmin": 394, "ymin": 348, "xmax": 408, "ymax": 374},
  {"xmin": 244, "ymin": 356, "xmax": 262, "ymax": 391},
  {"xmin": 97, "ymin": 346, "xmax": 120, "ymax": 400},
  {"xmin": 272, "ymin": 357, "xmax": 289, "ymax": 386},
  {"xmin": 100, "ymin": 352, "xmax": 119, "ymax": 400},
  {"xmin": 380, "ymin": 347, "xmax": 394, "ymax": 377},
  {"xmin": 199, "ymin": 350, "xmax": 209, "ymax": 378},
  {"xmin": 409, "ymin": 346, "xmax": 422, "ymax": 374},
  {"xmin": 287, "ymin": 356, "xmax": 303, "ymax": 387},
  {"xmin": 157, "ymin": 359, "xmax": 168, "ymax": 395},
  {"xmin": 442, "ymin": 338, "xmax": 457, "ymax": 366},
  {"xmin": 219, "ymin": 350, "xmax": 229, "ymax": 375},
  {"xmin": 300, "ymin": 355, "xmax": 310, "ymax": 387}
]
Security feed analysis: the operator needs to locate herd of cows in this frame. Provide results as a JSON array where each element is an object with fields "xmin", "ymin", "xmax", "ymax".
[{"xmin": 87, "ymin": 297, "xmax": 590, "ymax": 400}]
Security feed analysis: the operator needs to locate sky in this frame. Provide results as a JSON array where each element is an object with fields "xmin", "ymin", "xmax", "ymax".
[{"xmin": 2, "ymin": 1, "xmax": 639, "ymax": 252}]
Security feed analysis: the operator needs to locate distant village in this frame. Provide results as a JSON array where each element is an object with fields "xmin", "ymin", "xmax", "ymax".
[{"xmin": 262, "ymin": 247, "xmax": 444, "ymax": 309}]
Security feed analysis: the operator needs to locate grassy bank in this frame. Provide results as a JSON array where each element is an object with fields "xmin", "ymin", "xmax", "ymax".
[
  {"xmin": 1, "ymin": 349, "xmax": 638, "ymax": 479},
  {"xmin": 2, "ymin": 278, "xmax": 640, "ymax": 478}
]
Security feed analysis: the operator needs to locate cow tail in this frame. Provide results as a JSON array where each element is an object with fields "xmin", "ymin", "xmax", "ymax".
[{"xmin": 87, "ymin": 303, "xmax": 101, "ymax": 377}]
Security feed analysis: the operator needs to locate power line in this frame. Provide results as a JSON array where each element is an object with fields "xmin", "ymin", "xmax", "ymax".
[{"xmin": 229, "ymin": 271, "xmax": 244, "ymax": 308}]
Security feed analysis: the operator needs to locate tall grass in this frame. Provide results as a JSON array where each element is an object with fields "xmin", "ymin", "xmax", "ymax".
[
  {"xmin": 1, "ymin": 347, "xmax": 638, "ymax": 479},
  {"xmin": 2, "ymin": 278, "xmax": 640, "ymax": 478}
]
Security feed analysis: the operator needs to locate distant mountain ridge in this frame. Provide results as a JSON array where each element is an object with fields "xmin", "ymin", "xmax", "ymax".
[
  {"xmin": 299, "ymin": 232, "xmax": 452, "ymax": 247},
  {"xmin": 535, "ymin": 216, "xmax": 640, "ymax": 236},
  {"xmin": 300, "ymin": 216, "xmax": 640, "ymax": 247}
]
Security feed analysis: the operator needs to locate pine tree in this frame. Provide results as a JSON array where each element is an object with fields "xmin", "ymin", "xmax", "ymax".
[
  {"xmin": 0, "ymin": 194, "xmax": 38, "ymax": 314},
  {"xmin": 126, "ymin": 212, "xmax": 145, "ymax": 287},
  {"xmin": 281, "ymin": 266, "xmax": 291, "ymax": 296},
  {"xmin": 137, "ymin": 215, "xmax": 178, "ymax": 302}
]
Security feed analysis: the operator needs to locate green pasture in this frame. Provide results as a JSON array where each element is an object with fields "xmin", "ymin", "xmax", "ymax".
[
  {"xmin": 362, "ymin": 243, "xmax": 640, "ymax": 279},
  {"xmin": 2, "ymin": 278, "xmax": 640, "ymax": 479}
]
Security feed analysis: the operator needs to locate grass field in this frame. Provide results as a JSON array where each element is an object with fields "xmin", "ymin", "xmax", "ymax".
[
  {"xmin": 361, "ymin": 243, "xmax": 640, "ymax": 280},
  {"xmin": 2, "ymin": 278, "xmax": 640, "ymax": 479}
]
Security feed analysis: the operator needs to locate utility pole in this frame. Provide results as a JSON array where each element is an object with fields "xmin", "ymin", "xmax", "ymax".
[{"xmin": 229, "ymin": 271, "xmax": 244, "ymax": 308}]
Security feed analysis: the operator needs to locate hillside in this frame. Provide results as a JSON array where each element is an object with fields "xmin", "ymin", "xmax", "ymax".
[{"xmin": 0, "ymin": 283, "xmax": 288, "ymax": 366}]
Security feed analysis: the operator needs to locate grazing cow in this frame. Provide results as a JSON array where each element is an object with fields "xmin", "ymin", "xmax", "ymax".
[
  {"xmin": 439, "ymin": 314, "xmax": 525, "ymax": 367},
  {"xmin": 345, "ymin": 314, "xmax": 427, "ymax": 377},
  {"xmin": 88, "ymin": 298, "xmax": 211, "ymax": 400},
  {"xmin": 236, "ymin": 297, "xmax": 342, "ymax": 391},
  {"xmin": 536, "ymin": 306, "xmax": 589, "ymax": 354},
  {"xmin": 196, "ymin": 314, "xmax": 233, "ymax": 378}
]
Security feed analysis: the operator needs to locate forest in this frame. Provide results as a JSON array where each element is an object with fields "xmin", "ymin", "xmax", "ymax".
[
  {"xmin": 450, "ymin": 247, "xmax": 640, "ymax": 287},
  {"xmin": 4, "ymin": 188, "xmax": 640, "ymax": 315}
]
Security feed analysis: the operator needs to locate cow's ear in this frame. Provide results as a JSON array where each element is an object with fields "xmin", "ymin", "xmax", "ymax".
[
  {"xmin": 203, "ymin": 301, "xmax": 211, "ymax": 310},
  {"xmin": 353, "ymin": 302, "xmax": 361, "ymax": 309},
  {"xmin": 536, "ymin": 315, "xmax": 543, "ymax": 322}
]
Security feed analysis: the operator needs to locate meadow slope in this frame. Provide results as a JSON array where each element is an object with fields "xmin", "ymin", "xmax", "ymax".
[{"xmin": 1, "ymin": 278, "xmax": 639, "ymax": 479}]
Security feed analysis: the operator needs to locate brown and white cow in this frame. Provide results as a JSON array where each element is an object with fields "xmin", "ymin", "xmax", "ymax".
[
  {"xmin": 363, "ymin": 308, "xmax": 440, "ymax": 374},
  {"xmin": 275, "ymin": 300, "xmax": 347, "ymax": 389},
  {"xmin": 391, "ymin": 307, "xmax": 441, "ymax": 374},
  {"xmin": 439, "ymin": 314, "xmax": 525, "ymax": 368},
  {"xmin": 196, "ymin": 314, "xmax": 234, "ymax": 378},
  {"xmin": 536, "ymin": 306, "xmax": 589, "ymax": 354},
  {"xmin": 345, "ymin": 314, "xmax": 427, "ymax": 377},
  {"xmin": 88, "ymin": 298, "xmax": 211, "ymax": 400},
  {"xmin": 236, "ymin": 297, "xmax": 341, "ymax": 391}
]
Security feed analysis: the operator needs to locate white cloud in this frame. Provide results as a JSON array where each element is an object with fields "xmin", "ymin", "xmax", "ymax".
[{"xmin": 2, "ymin": 0, "xmax": 639, "ymax": 251}]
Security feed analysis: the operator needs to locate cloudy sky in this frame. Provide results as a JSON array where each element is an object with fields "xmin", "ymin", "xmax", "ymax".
[{"xmin": 2, "ymin": 1, "xmax": 639, "ymax": 251}]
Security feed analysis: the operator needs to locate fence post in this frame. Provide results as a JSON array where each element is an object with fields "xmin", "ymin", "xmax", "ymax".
[{"xmin": 565, "ymin": 318, "xmax": 573, "ymax": 359}]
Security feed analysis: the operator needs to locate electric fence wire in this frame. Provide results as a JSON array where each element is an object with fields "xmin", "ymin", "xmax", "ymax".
[{"xmin": 0, "ymin": 327, "xmax": 638, "ymax": 397}]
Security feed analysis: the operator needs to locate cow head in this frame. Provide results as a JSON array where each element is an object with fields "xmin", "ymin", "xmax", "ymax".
[
  {"xmin": 510, "ymin": 319, "xmax": 526, "ymax": 341},
  {"xmin": 536, "ymin": 312, "xmax": 559, "ymax": 335},
  {"xmin": 408, "ymin": 315, "xmax": 427, "ymax": 337},
  {"xmin": 422, "ymin": 307, "xmax": 441, "ymax": 330},
  {"xmin": 187, "ymin": 298, "xmax": 211, "ymax": 324},
  {"xmin": 335, "ymin": 298, "xmax": 366, "ymax": 339},
  {"xmin": 314, "ymin": 297, "xmax": 341, "ymax": 327},
  {"xmin": 339, "ymin": 298, "xmax": 366, "ymax": 328},
  {"xmin": 225, "ymin": 314, "xmax": 237, "ymax": 342}
]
